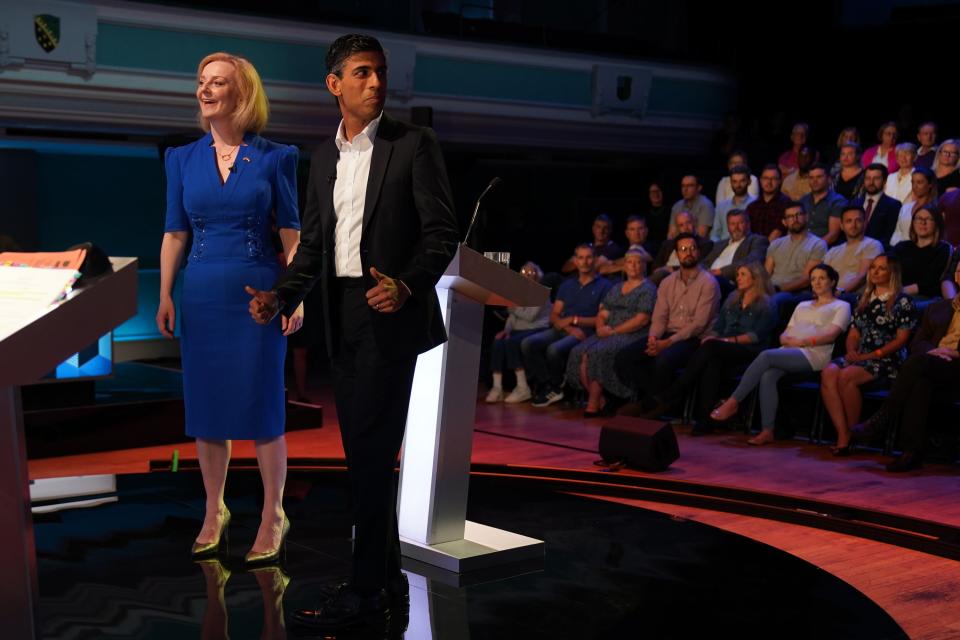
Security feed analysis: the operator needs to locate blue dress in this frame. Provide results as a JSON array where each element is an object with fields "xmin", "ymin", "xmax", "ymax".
[{"xmin": 164, "ymin": 133, "xmax": 300, "ymax": 440}]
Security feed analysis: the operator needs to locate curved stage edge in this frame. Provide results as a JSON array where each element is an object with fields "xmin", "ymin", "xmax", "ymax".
[
  {"xmin": 36, "ymin": 464, "xmax": 909, "ymax": 639},
  {"xmin": 150, "ymin": 457, "xmax": 960, "ymax": 562}
]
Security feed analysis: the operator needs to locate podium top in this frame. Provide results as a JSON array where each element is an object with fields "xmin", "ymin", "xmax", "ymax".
[
  {"xmin": 0, "ymin": 257, "xmax": 138, "ymax": 387},
  {"xmin": 438, "ymin": 245, "xmax": 549, "ymax": 307}
]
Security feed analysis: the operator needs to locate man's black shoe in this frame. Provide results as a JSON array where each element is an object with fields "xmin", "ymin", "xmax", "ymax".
[
  {"xmin": 314, "ymin": 575, "xmax": 409, "ymax": 608},
  {"xmin": 291, "ymin": 586, "xmax": 388, "ymax": 630},
  {"xmin": 886, "ymin": 451, "xmax": 923, "ymax": 473}
]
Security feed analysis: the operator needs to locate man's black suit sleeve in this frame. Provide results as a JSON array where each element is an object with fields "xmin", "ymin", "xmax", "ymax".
[
  {"xmin": 275, "ymin": 154, "xmax": 325, "ymax": 315},
  {"xmin": 400, "ymin": 127, "xmax": 460, "ymax": 294}
]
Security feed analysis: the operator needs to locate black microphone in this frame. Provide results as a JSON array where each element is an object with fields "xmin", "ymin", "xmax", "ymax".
[
  {"xmin": 327, "ymin": 173, "xmax": 337, "ymax": 184},
  {"xmin": 463, "ymin": 177, "xmax": 502, "ymax": 247}
]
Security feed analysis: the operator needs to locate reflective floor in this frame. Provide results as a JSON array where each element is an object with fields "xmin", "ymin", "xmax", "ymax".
[{"xmin": 34, "ymin": 470, "xmax": 906, "ymax": 639}]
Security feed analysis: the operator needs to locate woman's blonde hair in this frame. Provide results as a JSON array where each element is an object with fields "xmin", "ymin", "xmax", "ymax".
[
  {"xmin": 736, "ymin": 261, "xmax": 774, "ymax": 303},
  {"xmin": 856, "ymin": 253, "xmax": 902, "ymax": 315},
  {"xmin": 196, "ymin": 52, "xmax": 269, "ymax": 134}
]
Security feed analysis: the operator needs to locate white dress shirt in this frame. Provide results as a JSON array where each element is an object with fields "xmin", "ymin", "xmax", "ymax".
[
  {"xmin": 710, "ymin": 237, "xmax": 744, "ymax": 271},
  {"xmin": 889, "ymin": 200, "xmax": 917, "ymax": 246},
  {"xmin": 333, "ymin": 113, "xmax": 382, "ymax": 277},
  {"xmin": 885, "ymin": 169, "xmax": 914, "ymax": 204}
]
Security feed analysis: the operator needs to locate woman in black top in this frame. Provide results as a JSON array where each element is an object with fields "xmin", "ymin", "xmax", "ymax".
[
  {"xmin": 934, "ymin": 139, "xmax": 960, "ymax": 194},
  {"xmin": 833, "ymin": 142, "xmax": 865, "ymax": 201},
  {"xmin": 644, "ymin": 181, "xmax": 671, "ymax": 249},
  {"xmin": 894, "ymin": 204, "xmax": 951, "ymax": 301}
]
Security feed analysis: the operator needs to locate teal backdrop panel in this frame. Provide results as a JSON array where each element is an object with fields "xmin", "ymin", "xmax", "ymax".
[
  {"xmin": 97, "ymin": 23, "xmax": 328, "ymax": 84},
  {"xmin": 414, "ymin": 55, "xmax": 592, "ymax": 106},
  {"xmin": 647, "ymin": 77, "xmax": 733, "ymax": 116}
]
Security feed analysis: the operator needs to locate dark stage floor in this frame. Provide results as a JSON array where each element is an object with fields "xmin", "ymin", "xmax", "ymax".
[{"xmin": 34, "ymin": 470, "xmax": 906, "ymax": 639}]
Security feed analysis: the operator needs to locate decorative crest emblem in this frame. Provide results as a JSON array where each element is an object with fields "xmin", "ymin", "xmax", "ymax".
[{"xmin": 34, "ymin": 14, "xmax": 60, "ymax": 53}]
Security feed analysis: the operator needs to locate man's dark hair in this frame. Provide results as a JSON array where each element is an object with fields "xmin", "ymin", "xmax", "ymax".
[
  {"xmin": 674, "ymin": 232, "xmax": 698, "ymax": 252},
  {"xmin": 808, "ymin": 162, "xmax": 829, "ymax": 174},
  {"xmin": 729, "ymin": 164, "xmax": 751, "ymax": 179},
  {"xmin": 783, "ymin": 201, "xmax": 804, "ymax": 215},
  {"xmin": 594, "ymin": 214, "xmax": 613, "ymax": 225},
  {"xmin": 864, "ymin": 162, "xmax": 889, "ymax": 181},
  {"xmin": 626, "ymin": 214, "xmax": 647, "ymax": 225},
  {"xmin": 575, "ymin": 242, "xmax": 595, "ymax": 254},
  {"xmin": 841, "ymin": 205, "xmax": 866, "ymax": 220},
  {"xmin": 760, "ymin": 163, "xmax": 782, "ymax": 179},
  {"xmin": 326, "ymin": 34, "xmax": 384, "ymax": 77},
  {"xmin": 726, "ymin": 208, "xmax": 748, "ymax": 221}
]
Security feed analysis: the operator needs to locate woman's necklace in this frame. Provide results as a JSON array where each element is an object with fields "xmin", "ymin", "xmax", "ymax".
[{"xmin": 218, "ymin": 144, "xmax": 240, "ymax": 161}]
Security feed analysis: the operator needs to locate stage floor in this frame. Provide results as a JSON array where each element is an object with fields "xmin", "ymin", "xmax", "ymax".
[
  {"xmin": 35, "ymin": 469, "xmax": 906, "ymax": 639},
  {"xmin": 26, "ymin": 382, "xmax": 960, "ymax": 639}
]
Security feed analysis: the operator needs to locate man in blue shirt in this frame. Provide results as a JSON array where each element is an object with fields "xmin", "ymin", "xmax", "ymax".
[{"xmin": 522, "ymin": 244, "xmax": 612, "ymax": 406}]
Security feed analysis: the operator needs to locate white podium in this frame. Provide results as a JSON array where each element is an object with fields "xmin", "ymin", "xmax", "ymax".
[
  {"xmin": 0, "ymin": 257, "xmax": 137, "ymax": 639},
  {"xmin": 398, "ymin": 245, "xmax": 549, "ymax": 572}
]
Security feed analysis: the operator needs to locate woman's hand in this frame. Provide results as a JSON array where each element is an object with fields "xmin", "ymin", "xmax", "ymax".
[
  {"xmin": 156, "ymin": 296, "xmax": 176, "ymax": 339},
  {"xmin": 281, "ymin": 302, "xmax": 304, "ymax": 336},
  {"xmin": 596, "ymin": 325, "xmax": 615, "ymax": 338},
  {"xmin": 495, "ymin": 330, "xmax": 509, "ymax": 340}
]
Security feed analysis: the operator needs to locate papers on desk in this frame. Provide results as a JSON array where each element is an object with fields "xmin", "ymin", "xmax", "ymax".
[{"xmin": 0, "ymin": 264, "xmax": 81, "ymax": 341}]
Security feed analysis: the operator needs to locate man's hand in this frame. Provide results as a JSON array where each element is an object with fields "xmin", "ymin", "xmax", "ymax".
[
  {"xmin": 646, "ymin": 336, "xmax": 670, "ymax": 356},
  {"xmin": 245, "ymin": 286, "xmax": 280, "ymax": 325},
  {"xmin": 596, "ymin": 325, "xmax": 615, "ymax": 338},
  {"xmin": 928, "ymin": 347, "xmax": 959, "ymax": 361},
  {"xmin": 564, "ymin": 326, "xmax": 587, "ymax": 341},
  {"xmin": 553, "ymin": 316, "xmax": 573, "ymax": 330},
  {"xmin": 281, "ymin": 302, "xmax": 304, "ymax": 336},
  {"xmin": 366, "ymin": 267, "xmax": 409, "ymax": 313},
  {"xmin": 495, "ymin": 330, "xmax": 509, "ymax": 340}
]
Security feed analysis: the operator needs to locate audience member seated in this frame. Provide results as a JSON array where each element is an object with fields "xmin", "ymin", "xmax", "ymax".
[
  {"xmin": 715, "ymin": 150, "xmax": 759, "ymax": 206},
  {"xmin": 800, "ymin": 162, "xmax": 846, "ymax": 246},
  {"xmin": 486, "ymin": 262, "xmax": 551, "ymax": 404},
  {"xmin": 766, "ymin": 202, "xmax": 828, "ymax": 316},
  {"xmin": 885, "ymin": 143, "xmax": 917, "ymax": 204},
  {"xmin": 862, "ymin": 121, "xmax": 900, "ymax": 173},
  {"xmin": 778, "ymin": 122, "xmax": 815, "ymax": 176},
  {"xmin": 825, "ymin": 206, "xmax": 883, "ymax": 300},
  {"xmin": 914, "ymin": 121, "xmax": 938, "ymax": 170},
  {"xmin": 833, "ymin": 142, "xmax": 865, "ymax": 201},
  {"xmin": 524, "ymin": 244, "xmax": 612, "ymax": 407},
  {"xmin": 599, "ymin": 216, "xmax": 653, "ymax": 277},
  {"xmin": 711, "ymin": 163, "xmax": 757, "ymax": 242},
  {"xmin": 669, "ymin": 175, "xmax": 715, "ymax": 239},
  {"xmin": 853, "ymin": 258, "xmax": 960, "ymax": 472},
  {"xmin": 934, "ymin": 139, "xmax": 960, "ymax": 194},
  {"xmin": 645, "ymin": 182, "xmax": 671, "ymax": 249},
  {"xmin": 820, "ymin": 253, "xmax": 915, "ymax": 454},
  {"xmin": 746, "ymin": 164, "xmax": 792, "ymax": 241},
  {"xmin": 651, "ymin": 211, "xmax": 713, "ymax": 285},
  {"xmin": 561, "ymin": 214, "xmax": 623, "ymax": 274},
  {"xmin": 852, "ymin": 163, "xmax": 901, "ymax": 248},
  {"xmin": 711, "ymin": 264, "xmax": 851, "ymax": 445},
  {"xmin": 830, "ymin": 127, "xmax": 860, "ymax": 176},
  {"xmin": 894, "ymin": 205, "xmax": 951, "ymax": 304},
  {"xmin": 644, "ymin": 262, "xmax": 777, "ymax": 434},
  {"xmin": 889, "ymin": 166, "xmax": 938, "ymax": 246},
  {"xmin": 615, "ymin": 233, "xmax": 720, "ymax": 412},
  {"xmin": 564, "ymin": 250, "xmax": 657, "ymax": 416},
  {"xmin": 937, "ymin": 185, "xmax": 960, "ymax": 246},
  {"xmin": 702, "ymin": 209, "xmax": 769, "ymax": 298},
  {"xmin": 782, "ymin": 146, "xmax": 815, "ymax": 201}
]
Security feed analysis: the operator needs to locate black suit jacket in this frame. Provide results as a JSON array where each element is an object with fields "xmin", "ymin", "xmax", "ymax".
[
  {"xmin": 274, "ymin": 113, "xmax": 460, "ymax": 359},
  {"xmin": 855, "ymin": 194, "xmax": 901, "ymax": 247},
  {"xmin": 700, "ymin": 233, "xmax": 770, "ymax": 280}
]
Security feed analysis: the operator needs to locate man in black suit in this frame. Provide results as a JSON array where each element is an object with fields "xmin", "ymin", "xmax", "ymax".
[
  {"xmin": 855, "ymin": 163, "xmax": 901, "ymax": 247},
  {"xmin": 701, "ymin": 209, "xmax": 769, "ymax": 298},
  {"xmin": 247, "ymin": 34, "xmax": 459, "ymax": 628}
]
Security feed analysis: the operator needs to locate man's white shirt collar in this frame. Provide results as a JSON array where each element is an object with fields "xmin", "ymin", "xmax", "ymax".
[{"xmin": 335, "ymin": 112, "xmax": 383, "ymax": 151}]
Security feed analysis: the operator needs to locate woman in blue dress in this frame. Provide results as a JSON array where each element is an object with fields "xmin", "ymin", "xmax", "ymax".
[{"xmin": 156, "ymin": 53, "xmax": 301, "ymax": 564}]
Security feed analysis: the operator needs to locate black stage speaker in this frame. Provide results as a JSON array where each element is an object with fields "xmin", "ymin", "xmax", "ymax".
[{"xmin": 599, "ymin": 416, "xmax": 679, "ymax": 472}]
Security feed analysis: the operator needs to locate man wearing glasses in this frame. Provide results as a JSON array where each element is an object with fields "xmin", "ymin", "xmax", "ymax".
[{"xmin": 615, "ymin": 233, "xmax": 720, "ymax": 413}]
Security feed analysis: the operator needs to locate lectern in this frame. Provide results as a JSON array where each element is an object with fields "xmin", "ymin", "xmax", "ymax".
[
  {"xmin": 0, "ymin": 258, "xmax": 137, "ymax": 639},
  {"xmin": 398, "ymin": 245, "xmax": 549, "ymax": 572}
]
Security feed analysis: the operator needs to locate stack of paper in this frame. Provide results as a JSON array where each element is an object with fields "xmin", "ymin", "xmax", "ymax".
[{"xmin": 0, "ymin": 250, "xmax": 86, "ymax": 342}]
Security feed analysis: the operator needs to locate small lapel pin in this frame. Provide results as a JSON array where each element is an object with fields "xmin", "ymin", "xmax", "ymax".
[{"xmin": 242, "ymin": 157, "xmax": 251, "ymax": 162}]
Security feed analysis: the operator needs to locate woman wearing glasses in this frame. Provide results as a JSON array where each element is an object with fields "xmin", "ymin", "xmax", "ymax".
[{"xmin": 894, "ymin": 205, "xmax": 951, "ymax": 306}]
